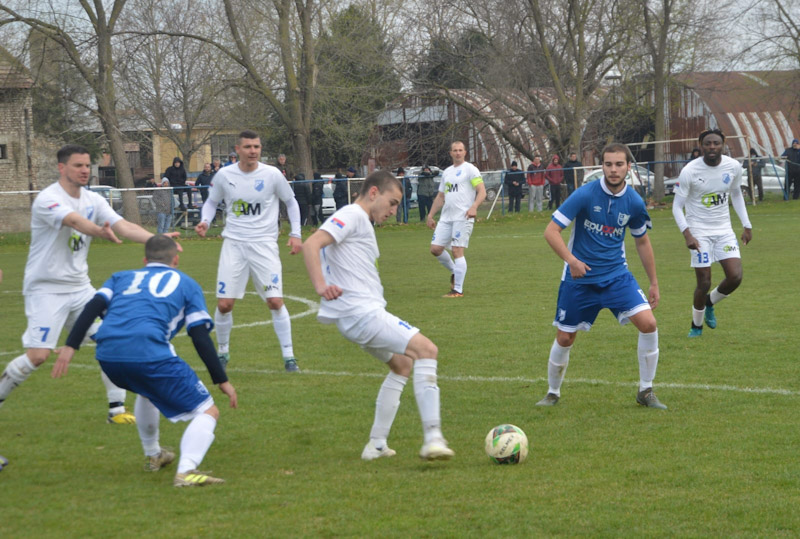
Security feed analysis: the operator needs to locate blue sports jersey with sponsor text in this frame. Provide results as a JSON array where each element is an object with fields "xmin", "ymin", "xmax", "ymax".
[
  {"xmin": 94, "ymin": 263, "xmax": 213, "ymax": 362},
  {"xmin": 551, "ymin": 179, "xmax": 651, "ymax": 283}
]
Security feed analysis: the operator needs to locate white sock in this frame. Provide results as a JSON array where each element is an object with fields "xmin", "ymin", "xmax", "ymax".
[
  {"xmin": 638, "ymin": 330, "xmax": 659, "ymax": 391},
  {"xmin": 413, "ymin": 359, "xmax": 442, "ymax": 443},
  {"xmin": 692, "ymin": 307, "xmax": 704, "ymax": 327},
  {"xmin": 0, "ymin": 354, "xmax": 37, "ymax": 403},
  {"xmin": 215, "ymin": 308, "xmax": 232, "ymax": 354},
  {"xmin": 709, "ymin": 287, "xmax": 727, "ymax": 305},
  {"xmin": 453, "ymin": 256, "xmax": 467, "ymax": 293},
  {"xmin": 178, "ymin": 413, "xmax": 217, "ymax": 474},
  {"xmin": 135, "ymin": 395, "xmax": 161, "ymax": 457},
  {"xmin": 370, "ymin": 372, "xmax": 408, "ymax": 448},
  {"xmin": 101, "ymin": 369, "xmax": 126, "ymax": 405},
  {"xmin": 435, "ymin": 251, "xmax": 455, "ymax": 273},
  {"xmin": 271, "ymin": 305, "xmax": 294, "ymax": 359},
  {"xmin": 547, "ymin": 339, "xmax": 571, "ymax": 396}
]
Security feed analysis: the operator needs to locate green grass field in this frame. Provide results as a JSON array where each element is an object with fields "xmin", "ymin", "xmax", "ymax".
[{"xmin": 1, "ymin": 198, "xmax": 799, "ymax": 536}]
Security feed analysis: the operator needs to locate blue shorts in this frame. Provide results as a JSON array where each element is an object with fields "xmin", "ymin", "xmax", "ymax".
[
  {"xmin": 99, "ymin": 358, "xmax": 213, "ymax": 422},
  {"xmin": 553, "ymin": 272, "xmax": 650, "ymax": 333}
]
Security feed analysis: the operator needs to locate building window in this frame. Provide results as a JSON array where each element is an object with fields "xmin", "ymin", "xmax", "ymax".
[
  {"xmin": 210, "ymin": 135, "xmax": 239, "ymax": 163},
  {"xmin": 0, "ymin": 144, "xmax": 7, "ymax": 160}
]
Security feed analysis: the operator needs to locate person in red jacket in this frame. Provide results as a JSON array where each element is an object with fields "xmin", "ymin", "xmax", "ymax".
[
  {"xmin": 526, "ymin": 156, "xmax": 546, "ymax": 212},
  {"xmin": 546, "ymin": 155, "xmax": 564, "ymax": 210}
]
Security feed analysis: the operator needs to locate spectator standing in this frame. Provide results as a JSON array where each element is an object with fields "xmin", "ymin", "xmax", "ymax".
[
  {"xmin": 527, "ymin": 157, "xmax": 546, "ymax": 212},
  {"xmin": 743, "ymin": 148, "xmax": 765, "ymax": 202},
  {"xmin": 165, "ymin": 157, "xmax": 189, "ymax": 210},
  {"xmin": 690, "ymin": 148, "xmax": 702, "ymax": 160},
  {"xmin": 292, "ymin": 173, "xmax": 311, "ymax": 226},
  {"xmin": 334, "ymin": 168, "xmax": 354, "ymax": 209},
  {"xmin": 504, "ymin": 161, "xmax": 524, "ymax": 213},
  {"xmin": 781, "ymin": 138, "xmax": 800, "ymax": 199},
  {"xmin": 563, "ymin": 152, "xmax": 583, "ymax": 197},
  {"xmin": 546, "ymin": 155, "xmax": 564, "ymax": 209},
  {"xmin": 211, "ymin": 158, "xmax": 222, "ymax": 173},
  {"xmin": 151, "ymin": 177, "xmax": 174, "ymax": 233},
  {"xmin": 417, "ymin": 165, "xmax": 437, "ymax": 221},
  {"xmin": 311, "ymin": 172, "xmax": 324, "ymax": 226},
  {"xmin": 195, "ymin": 163, "xmax": 214, "ymax": 204},
  {"xmin": 224, "ymin": 152, "xmax": 238, "ymax": 167},
  {"xmin": 396, "ymin": 167, "xmax": 411, "ymax": 223}
]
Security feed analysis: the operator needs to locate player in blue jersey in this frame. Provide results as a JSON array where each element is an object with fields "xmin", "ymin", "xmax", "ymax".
[
  {"xmin": 534, "ymin": 143, "xmax": 666, "ymax": 409},
  {"xmin": 52, "ymin": 235, "xmax": 238, "ymax": 487}
]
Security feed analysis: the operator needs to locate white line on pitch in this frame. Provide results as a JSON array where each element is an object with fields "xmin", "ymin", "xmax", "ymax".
[{"xmin": 63, "ymin": 363, "xmax": 800, "ymax": 397}]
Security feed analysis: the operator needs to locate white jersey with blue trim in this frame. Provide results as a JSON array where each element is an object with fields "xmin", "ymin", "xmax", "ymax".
[
  {"xmin": 208, "ymin": 162, "xmax": 295, "ymax": 242},
  {"xmin": 676, "ymin": 155, "xmax": 743, "ymax": 236},
  {"xmin": 24, "ymin": 183, "xmax": 122, "ymax": 295},
  {"xmin": 439, "ymin": 161, "xmax": 483, "ymax": 222},
  {"xmin": 316, "ymin": 204, "xmax": 386, "ymax": 323},
  {"xmin": 551, "ymin": 178, "xmax": 651, "ymax": 284},
  {"xmin": 94, "ymin": 263, "xmax": 213, "ymax": 362}
]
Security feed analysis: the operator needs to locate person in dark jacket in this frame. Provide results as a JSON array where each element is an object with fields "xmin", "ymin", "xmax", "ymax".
[
  {"xmin": 743, "ymin": 148, "xmax": 765, "ymax": 201},
  {"xmin": 334, "ymin": 168, "xmax": 353, "ymax": 209},
  {"xmin": 546, "ymin": 155, "xmax": 564, "ymax": 209},
  {"xmin": 195, "ymin": 163, "xmax": 215, "ymax": 204},
  {"xmin": 165, "ymin": 157, "xmax": 189, "ymax": 209},
  {"xmin": 292, "ymin": 173, "xmax": 311, "ymax": 226},
  {"xmin": 311, "ymin": 172, "xmax": 324, "ymax": 226},
  {"xmin": 563, "ymin": 153, "xmax": 583, "ymax": 197},
  {"xmin": 781, "ymin": 138, "xmax": 800, "ymax": 199},
  {"xmin": 417, "ymin": 165, "xmax": 437, "ymax": 221},
  {"xmin": 504, "ymin": 161, "xmax": 524, "ymax": 212}
]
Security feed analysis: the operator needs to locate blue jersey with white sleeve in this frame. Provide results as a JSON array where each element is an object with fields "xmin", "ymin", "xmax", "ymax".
[
  {"xmin": 551, "ymin": 178, "xmax": 651, "ymax": 284},
  {"xmin": 94, "ymin": 263, "xmax": 213, "ymax": 363}
]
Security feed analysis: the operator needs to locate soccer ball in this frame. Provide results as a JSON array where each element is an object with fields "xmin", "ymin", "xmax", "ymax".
[{"xmin": 484, "ymin": 424, "xmax": 528, "ymax": 464}]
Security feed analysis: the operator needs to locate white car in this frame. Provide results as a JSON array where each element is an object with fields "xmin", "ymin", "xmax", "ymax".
[
  {"xmin": 664, "ymin": 163, "xmax": 786, "ymax": 195},
  {"xmin": 321, "ymin": 183, "xmax": 336, "ymax": 217}
]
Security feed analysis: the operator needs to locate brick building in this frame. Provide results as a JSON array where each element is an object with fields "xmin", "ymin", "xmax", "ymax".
[{"xmin": 0, "ymin": 45, "xmax": 35, "ymax": 233}]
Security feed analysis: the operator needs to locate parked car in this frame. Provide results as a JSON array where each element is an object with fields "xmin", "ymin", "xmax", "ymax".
[
  {"xmin": 321, "ymin": 183, "xmax": 336, "ymax": 217},
  {"xmin": 664, "ymin": 163, "xmax": 786, "ymax": 195},
  {"xmin": 88, "ymin": 185, "xmax": 124, "ymax": 213}
]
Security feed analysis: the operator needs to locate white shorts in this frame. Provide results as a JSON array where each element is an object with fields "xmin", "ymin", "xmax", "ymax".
[
  {"xmin": 217, "ymin": 239, "xmax": 282, "ymax": 300},
  {"xmin": 431, "ymin": 219, "xmax": 474, "ymax": 249},
  {"xmin": 336, "ymin": 308, "xmax": 420, "ymax": 363},
  {"xmin": 690, "ymin": 232, "xmax": 741, "ymax": 268},
  {"xmin": 22, "ymin": 286, "xmax": 96, "ymax": 349}
]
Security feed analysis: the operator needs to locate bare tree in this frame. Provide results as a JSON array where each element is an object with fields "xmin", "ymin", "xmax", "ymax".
[
  {"xmin": 117, "ymin": 0, "xmax": 236, "ymax": 169},
  {"xmin": 409, "ymin": 0, "xmax": 634, "ymax": 161},
  {"xmin": 0, "ymin": 1, "xmax": 142, "ymax": 222}
]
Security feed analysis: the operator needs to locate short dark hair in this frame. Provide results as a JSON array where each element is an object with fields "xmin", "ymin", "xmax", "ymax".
[
  {"xmin": 57, "ymin": 145, "xmax": 90, "ymax": 164},
  {"xmin": 699, "ymin": 128, "xmax": 725, "ymax": 143},
  {"xmin": 359, "ymin": 170, "xmax": 402, "ymax": 197},
  {"xmin": 239, "ymin": 129, "xmax": 260, "ymax": 141},
  {"xmin": 145, "ymin": 235, "xmax": 178, "ymax": 264},
  {"xmin": 600, "ymin": 143, "xmax": 634, "ymax": 163}
]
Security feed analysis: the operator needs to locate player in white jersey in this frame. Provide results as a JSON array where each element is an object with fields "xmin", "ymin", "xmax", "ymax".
[
  {"xmin": 0, "ymin": 144, "xmax": 175, "ymax": 423},
  {"xmin": 195, "ymin": 130, "xmax": 303, "ymax": 372},
  {"xmin": 303, "ymin": 170, "xmax": 455, "ymax": 461},
  {"xmin": 427, "ymin": 141, "xmax": 486, "ymax": 297},
  {"xmin": 672, "ymin": 128, "xmax": 752, "ymax": 338}
]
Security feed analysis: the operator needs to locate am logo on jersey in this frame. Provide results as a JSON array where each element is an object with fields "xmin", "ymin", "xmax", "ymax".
[
  {"xmin": 231, "ymin": 199, "xmax": 262, "ymax": 217},
  {"xmin": 701, "ymin": 193, "xmax": 728, "ymax": 208},
  {"xmin": 68, "ymin": 232, "xmax": 86, "ymax": 252}
]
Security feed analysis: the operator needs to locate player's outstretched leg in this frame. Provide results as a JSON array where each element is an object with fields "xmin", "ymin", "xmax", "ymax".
[
  {"xmin": 362, "ymin": 367, "xmax": 408, "ymax": 461},
  {"xmin": 174, "ymin": 409, "xmax": 224, "ymax": 487},
  {"xmin": 0, "ymin": 354, "xmax": 38, "ymax": 409},
  {"xmin": 536, "ymin": 339, "xmax": 571, "ymax": 406},
  {"xmin": 410, "ymin": 338, "xmax": 453, "ymax": 460}
]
